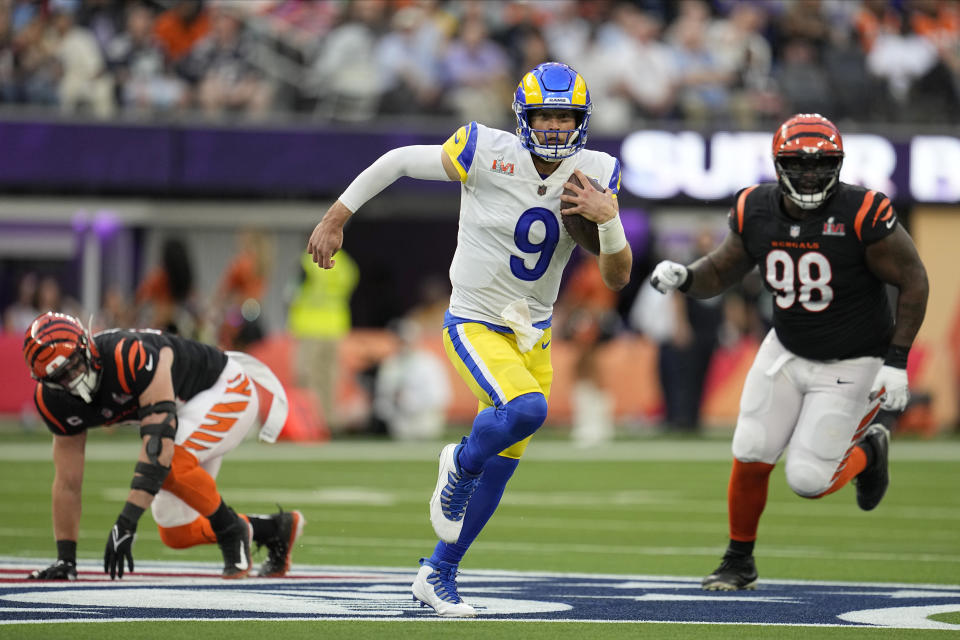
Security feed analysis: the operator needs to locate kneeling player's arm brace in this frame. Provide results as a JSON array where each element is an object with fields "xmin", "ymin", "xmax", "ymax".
[
  {"xmin": 131, "ymin": 400, "xmax": 177, "ymax": 495},
  {"xmin": 339, "ymin": 145, "xmax": 449, "ymax": 212}
]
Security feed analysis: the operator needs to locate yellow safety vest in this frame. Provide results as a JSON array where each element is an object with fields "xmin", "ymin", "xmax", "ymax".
[{"xmin": 288, "ymin": 251, "xmax": 359, "ymax": 338}]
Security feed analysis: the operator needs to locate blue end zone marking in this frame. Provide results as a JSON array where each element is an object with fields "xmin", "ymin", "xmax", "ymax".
[{"xmin": 0, "ymin": 560, "xmax": 958, "ymax": 629}]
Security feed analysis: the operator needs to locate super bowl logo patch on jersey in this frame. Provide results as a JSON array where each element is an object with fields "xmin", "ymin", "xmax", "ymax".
[
  {"xmin": 491, "ymin": 157, "xmax": 514, "ymax": 176},
  {"xmin": 822, "ymin": 217, "xmax": 846, "ymax": 237}
]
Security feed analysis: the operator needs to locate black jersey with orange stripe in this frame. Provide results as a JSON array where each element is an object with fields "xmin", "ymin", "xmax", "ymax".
[
  {"xmin": 33, "ymin": 329, "xmax": 228, "ymax": 436},
  {"xmin": 729, "ymin": 182, "xmax": 897, "ymax": 361}
]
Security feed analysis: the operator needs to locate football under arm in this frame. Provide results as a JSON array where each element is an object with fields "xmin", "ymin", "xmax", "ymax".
[
  {"xmin": 338, "ymin": 145, "xmax": 455, "ymax": 213},
  {"xmin": 51, "ymin": 431, "xmax": 87, "ymax": 542}
]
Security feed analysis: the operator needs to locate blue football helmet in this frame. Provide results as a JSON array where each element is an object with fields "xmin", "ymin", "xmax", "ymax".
[{"xmin": 513, "ymin": 62, "xmax": 592, "ymax": 161}]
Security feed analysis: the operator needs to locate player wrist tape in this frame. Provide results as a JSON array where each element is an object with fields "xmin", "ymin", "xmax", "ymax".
[
  {"xmin": 884, "ymin": 344, "xmax": 910, "ymax": 369},
  {"xmin": 597, "ymin": 214, "xmax": 627, "ymax": 254},
  {"xmin": 678, "ymin": 268, "xmax": 693, "ymax": 293},
  {"xmin": 56, "ymin": 539, "xmax": 77, "ymax": 563},
  {"xmin": 118, "ymin": 501, "xmax": 145, "ymax": 531}
]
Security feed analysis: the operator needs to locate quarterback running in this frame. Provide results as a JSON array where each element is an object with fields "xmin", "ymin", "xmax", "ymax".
[
  {"xmin": 23, "ymin": 312, "xmax": 304, "ymax": 581},
  {"xmin": 650, "ymin": 114, "xmax": 928, "ymax": 590},
  {"xmin": 308, "ymin": 62, "xmax": 632, "ymax": 616}
]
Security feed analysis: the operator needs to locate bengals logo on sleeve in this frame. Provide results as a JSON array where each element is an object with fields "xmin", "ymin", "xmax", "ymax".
[{"xmin": 110, "ymin": 337, "xmax": 158, "ymax": 395}]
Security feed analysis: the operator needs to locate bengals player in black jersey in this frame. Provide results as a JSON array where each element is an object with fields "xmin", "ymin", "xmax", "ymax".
[
  {"xmin": 650, "ymin": 114, "xmax": 928, "ymax": 591},
  {"xmin": 22, "ymin": 312, "xmax": 305, "ymax": 580}
]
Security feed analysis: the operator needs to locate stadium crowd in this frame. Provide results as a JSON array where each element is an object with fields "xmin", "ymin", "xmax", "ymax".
[{"xmin": 0, "ymin": 0, "xmax": 958, "ymax": 128}]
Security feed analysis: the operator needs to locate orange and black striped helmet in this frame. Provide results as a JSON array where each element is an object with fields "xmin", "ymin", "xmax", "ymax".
[
  {"xmin": 772, "ymin": 113, "xmax": 844, "ymax": 210},
  {"xmin": 23, "ymin": 312, "xmax": 101, "ymax": 402}
]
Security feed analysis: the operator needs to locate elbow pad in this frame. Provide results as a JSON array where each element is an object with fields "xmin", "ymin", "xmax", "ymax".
[{"xmin": 138, "ymin": 401, "xmax": 177, "ymax": 465}]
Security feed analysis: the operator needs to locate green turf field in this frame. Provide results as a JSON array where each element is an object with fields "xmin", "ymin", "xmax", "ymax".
[{"xmin": 1, "ymin": 425, "xmax": 958, "ymax": 638}]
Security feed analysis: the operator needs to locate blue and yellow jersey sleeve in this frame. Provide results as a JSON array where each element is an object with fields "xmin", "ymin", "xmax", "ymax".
[
  {"xmin": 441, "ymin": 121, "xmax": 479, "ymax": 183},
  {"xmin": 608, "ymin": 158, "xmax": 622, "ymax": 195}
]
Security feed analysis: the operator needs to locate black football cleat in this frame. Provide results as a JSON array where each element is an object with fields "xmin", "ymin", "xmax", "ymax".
[
  {"xmin": 258, "ymin": 508, "xmax": 305, "ymax": 578},
  {"xmin": 702, "ymin": 553, "xmax": 758, "ymax": 591},
  {"xmin": 217, "ymin": 516, "xmax": 253, "ymax": 579},
  {"xmin": 855, "ymin": 423, "xmax": 890, "ymax": 511}
]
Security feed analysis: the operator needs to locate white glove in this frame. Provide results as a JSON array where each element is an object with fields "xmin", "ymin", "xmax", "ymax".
[
  {"xmin": 870, "ymin": 365, "xmax": 909, "ymax": 411},
  {"xmin": 650, "ymin": 261, "xmax": 689, "ymax": 294}
]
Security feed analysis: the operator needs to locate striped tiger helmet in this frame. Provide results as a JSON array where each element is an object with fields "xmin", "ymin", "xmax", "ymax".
[
  {"xmin": 772, "ymin": 113, "xmax": 845, "ymax": 210},
  {"xmin": 23, "ymin": 312, "xmax": 101, "ymax": 403}
]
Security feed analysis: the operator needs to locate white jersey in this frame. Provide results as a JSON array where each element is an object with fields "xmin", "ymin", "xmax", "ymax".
[{"xmin": 441, "ymin": 122, "xmax": 621, "ymax": 326}]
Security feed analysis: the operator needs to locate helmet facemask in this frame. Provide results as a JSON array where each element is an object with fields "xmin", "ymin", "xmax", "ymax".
[
  {"xmin": 42, "ymin": 346, "xmax": 101, "ymax": 403},
  {"xmin": 775, "ymin": 154, "xmax": 843, "ymax": 210},
  {"xmin": 515, "ymin": 104, "xmax": 592, "ymax": 161}
]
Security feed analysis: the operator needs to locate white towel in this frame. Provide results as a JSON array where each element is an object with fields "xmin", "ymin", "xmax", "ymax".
[{"xmin": 500, "ymin": 299, "xmax": 544, "ymax": 353}]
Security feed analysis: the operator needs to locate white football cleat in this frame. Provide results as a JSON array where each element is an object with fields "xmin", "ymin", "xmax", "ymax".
[
  {"xmin": 411, "ymin": 560, "xmax": 476, "ymax": 618},
  {"xmin": 429, "ymin": 442, "xmax": 481, "ymax": 543}
]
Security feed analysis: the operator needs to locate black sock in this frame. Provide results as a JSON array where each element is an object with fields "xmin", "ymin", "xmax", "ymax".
[
  {"xmin": 207, "ymin": 501, "xmax": 237, "ymax": 536},
  {"xmin": 248, "ymin": 515, "xmax": 278, "ymax": 543},
  {"xmin": 727, "ymin": 539, "xmax": 755, "ymax": 558}
]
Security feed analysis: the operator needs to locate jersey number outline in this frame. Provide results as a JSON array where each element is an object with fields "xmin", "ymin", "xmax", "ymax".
[
  {"xmin": 765, "ymin": 249, "xmax": 834, "ymax": 312},
  {"xmin": 510, "ymin": 207, "xmax": 560, "ymax": 281}
]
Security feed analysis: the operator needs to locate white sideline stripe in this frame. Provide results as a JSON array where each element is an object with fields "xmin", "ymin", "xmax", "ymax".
[
  {"xmin": 287, "ymin": 535, "xmax": 960, "ymax": 565},
  {"xmin": 2, "ymin": 439, "xmax": 959, "ymax": 462},
  {"xmin": 84, "ymin": 486, "xmax": 960, "ymax": 521}
]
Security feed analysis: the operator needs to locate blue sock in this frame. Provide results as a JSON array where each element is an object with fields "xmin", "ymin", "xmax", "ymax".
[
  {"xmin": 457, "ymin": 392, "xmax": 547, "ymax": 474},
  {"xmin": 431, "ymin": 454, "xmax": 519, "ymax": 566}
]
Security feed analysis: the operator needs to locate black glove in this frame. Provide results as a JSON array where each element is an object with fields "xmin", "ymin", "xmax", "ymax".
[
  {"xmin": 28, "ymin": 559, "xmax": 77, "ymax": 580},
  {"xmin": 103, "ymin": 522, "xmax": 136, "ymax": 579}
]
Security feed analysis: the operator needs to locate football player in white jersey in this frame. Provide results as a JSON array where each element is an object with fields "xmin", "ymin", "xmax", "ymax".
[{"xmin": 307, "ymin": 62, "xmax": 632, "ymax": 617}]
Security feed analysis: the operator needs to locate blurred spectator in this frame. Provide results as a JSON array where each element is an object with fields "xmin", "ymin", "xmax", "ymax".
[
  {"xmin": 632, "ymin": 231, "xmax": 723, "ymax": 433},
  {"xmin": 287, "ymin": 249, "xmax": 359, "ymax": 434},
  {"xmin": 309, "ymin": 0, "xmax": 385, "ymax": 121},
  {"xmin": 35, "ymin": 274, "xmax": 81, "ymax": 318},
  {"xmin": 135, "ymin": 236, "xmax": 199, "ymax": 337},
  {"xmin": 373, "ymin": 318, "xmax": 452, "ymax": 441},
  {"xmin": 212, "ymin": 229, "xmax": 273, "ymax": 351},
  {"xmin": 867, "ymin": 15, "xmax": 940, "ymax": 114},
  {"xmin": 106, "ymin": 2, "xmax": 187, "ymax": 113},
  {"xmin": 777, "ymin": 38, "xmax": 834, "ymax": 116},
  {"xmin": 10, "ymin": 13, "xmax": 60, "ymax": 107},
  {"xmin": 0, "ymin": 0, "xmax": 956, "ymax": 127},
  {"xmin": 581, "ymin": 5, "xmax": 676, "ymax": 132},
  {"xmin": 557, "ymin": 255, "xmax": 621, "ymax": 446},
  {"xmin": 853, "ymin": 0, "xmax": 902, "ymax": 53},
  {"xmin": 76, "ymin": 0, "xmax": 125, "ymax": 53},
  {"xmin": 153, "ymin": 0, "xmax": 210, "ymax": 63},
  {"xmin": 669, "ymin": 8, "xmax": 735, "ymax": 125},
  {"xmin": 96, "ymin": 284, "xmax": 134, "ymax": 333},
  {"xmin": 3, "ymin": 271, "xmax": 38, "ymax": 334},
  {"xmin": 442, "ymin": 13, "xmax": 511, "ymax": 124},
  {"xmin": 375, "ymin": 4, "xmax": 447, "ymax": 116},
  {"xmin": 904, "ymin": 0, "xmax": 960, "ymax": 122},
  {"xmin": 52, "ymin": 5, "xmax": 115, "ymax": 117},
  {"xmin": 709, "ymin": 2, "xmax": 781, "ymax": 126},
  {"xmin": 182, "ymin": 6, "xmax": 273, "ymax": 117}
]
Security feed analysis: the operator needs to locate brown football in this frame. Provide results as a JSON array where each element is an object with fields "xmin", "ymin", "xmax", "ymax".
[{"xmin": 560, "ymin": 172, "xmax": 603, "ymax": 255}]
